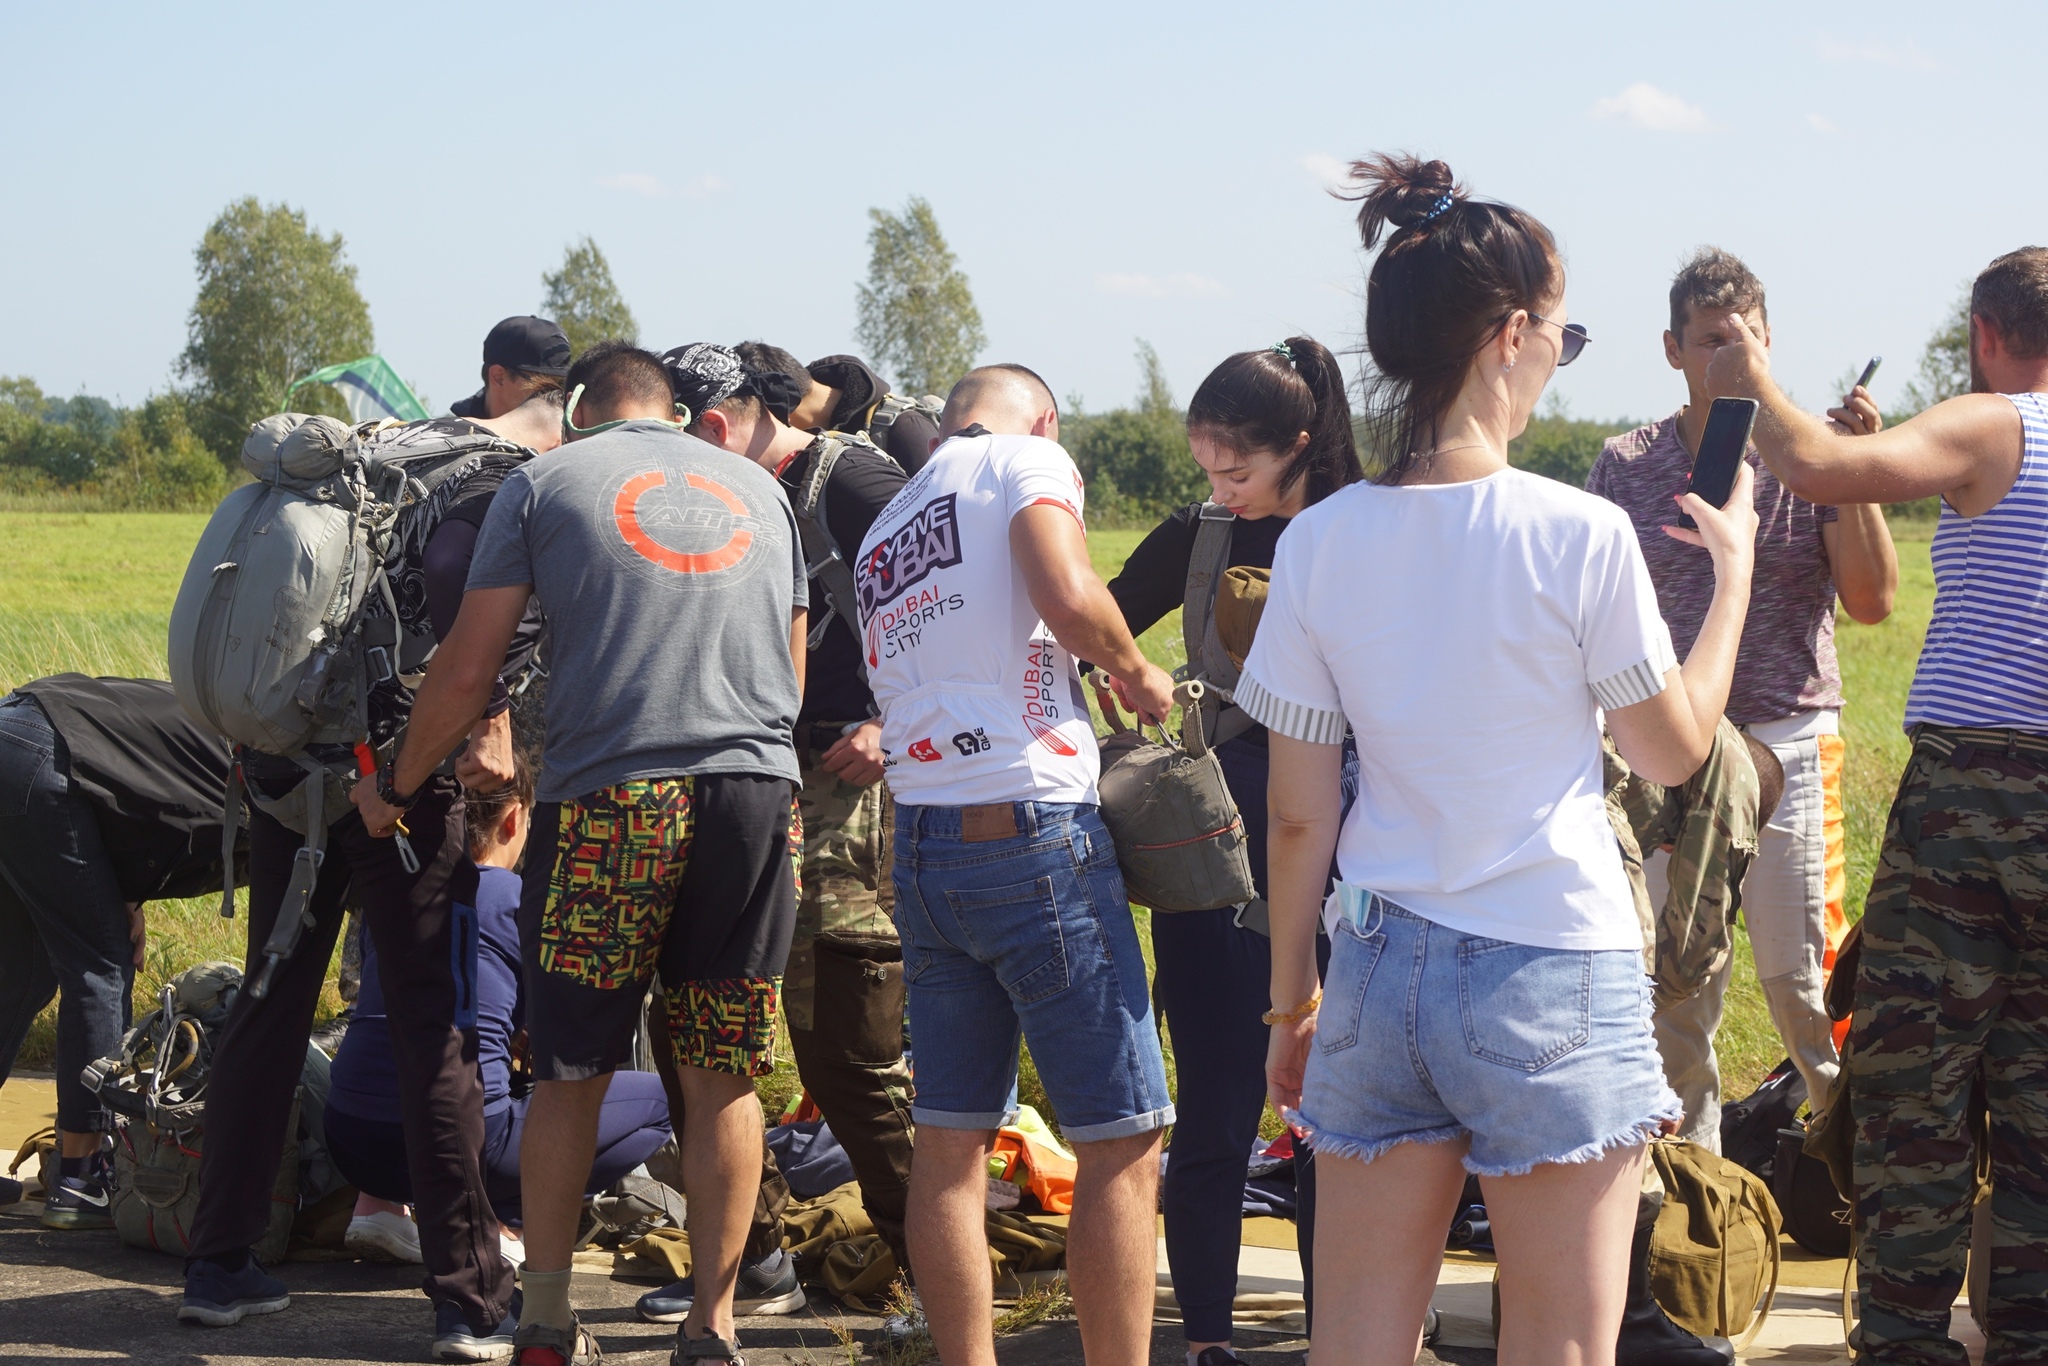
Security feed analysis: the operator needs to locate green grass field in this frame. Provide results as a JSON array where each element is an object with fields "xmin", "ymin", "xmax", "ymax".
[{"xmin": 0, "ymin": 512, "xmax": 1934, "ymax": 1122}]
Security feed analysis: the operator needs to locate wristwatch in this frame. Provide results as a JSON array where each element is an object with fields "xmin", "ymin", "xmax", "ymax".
[{"xmin": 375, "ymin": 761, "xmax": 422, "ymax": 811}]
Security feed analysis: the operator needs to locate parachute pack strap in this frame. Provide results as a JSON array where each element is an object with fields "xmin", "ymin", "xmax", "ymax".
[
  {"xmin": 1182, "ymin": 504, "xmax": 1236, "ymax": 671},
  {"xmin": 251, "ymin": 754, "xmax": 332, "ymax": 1000},
  {"xmin": 1175, "ymin": 680, "xmax": 1210, "ymax": 757},
  {"xmin": 793, "ymin": 439, "xmax": 870, "ymax": 664},
  {"xmin": 1734, "ymin": 1179, "xmax": 1781, "ymax": 1351},
  {"xmin": 1089, "ymin": 669, "xmax": 1129, "ymax": 735},
  {"xmin": 219, "ymin": 760, "xmax": 243, "ymax": 919}
]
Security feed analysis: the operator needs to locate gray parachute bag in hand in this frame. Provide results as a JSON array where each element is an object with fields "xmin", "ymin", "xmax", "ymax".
[{"xmin": 1092, "ymin": 677, "xmax": 1256, "ymax": 912}]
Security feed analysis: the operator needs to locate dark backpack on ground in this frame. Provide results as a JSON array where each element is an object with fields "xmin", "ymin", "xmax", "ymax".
[
  {"xmin": 1720, "ymin": 1057, "xmax": 1806, "ymax": 1186},
  {"xmin": 84, "ymin": 962, "xmax": 337, "ymax": 1261}
]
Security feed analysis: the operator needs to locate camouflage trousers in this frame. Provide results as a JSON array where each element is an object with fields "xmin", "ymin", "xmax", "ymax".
[
  {"xmin": 778, "ymin": 750, "xmax": 916, "ymax": 1268},
  {"xmin": 1850, "ymin": 725, "xmax": 2048, "ymax": 1366},
  {"xmin": 1604, "ymin": 715, "xmax": 1764, "ymax": 1011}
]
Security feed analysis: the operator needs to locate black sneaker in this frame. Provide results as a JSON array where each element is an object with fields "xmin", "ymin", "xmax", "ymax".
[
  {"xmin": 0, "ymin": 1175, "xmax": 24, "ymax": 1207},
  {"xmin": 42, "ymin": 1158, "xmax": 114, "ymax": 1230},
  {"xmin": 635, "ymin": 1248, "xmax": 804, "ymax": 1321},
  {"xmin": 1193, "ymin": 1349, "xmax": 1248, "ymax": 1366},
  {"xmin": 434, "ymin": 1291, "xmax": 521, "ymax": 1362},
  {"xmin": 178, "ymin": 1256, "xmax": 290, "ymax": 1326}
]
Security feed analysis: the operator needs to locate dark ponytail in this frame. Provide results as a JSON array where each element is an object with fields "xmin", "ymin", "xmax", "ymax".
[
  {"xmin": 1185, "ymin": 335, "xmax": 1362, "ymax": 507},
  {"xmin": 1342, "ymin": 153, "xmax": 1561, "ymax": 484}
]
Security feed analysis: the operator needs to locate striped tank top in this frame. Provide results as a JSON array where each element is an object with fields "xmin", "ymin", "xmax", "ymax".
[{"xmin": 1903, "ymin": 391, "xmax": 2048, "ymax": 733}]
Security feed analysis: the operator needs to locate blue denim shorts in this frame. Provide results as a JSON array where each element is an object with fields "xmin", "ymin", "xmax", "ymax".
[
  {"xmin": 1297, "ymin": 889, "xmax": 1680, "ymax": 1177},
  {"xmin": 893, "ymin": 801, "xmax": 1174, "ymax": 1143}
]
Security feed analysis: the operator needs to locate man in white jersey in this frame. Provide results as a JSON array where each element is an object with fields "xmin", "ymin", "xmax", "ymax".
[
  {"xmin": 856, "ymin": 364, "xmax": 1176, "ymax": 1366},
  {"xmin": 1708, "ymin": 247, "xmax": 2048, "ymax": 1366}
]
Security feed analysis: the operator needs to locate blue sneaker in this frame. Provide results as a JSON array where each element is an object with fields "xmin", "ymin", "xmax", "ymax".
[
  {"xmin": 636, "ymin": 1247, "xmax": 804, "ymax": 1321},
  {"xmin": 433, "ymin": 1290, "xmax": 521, "ymax": 1362},
  {"xmin": 41, "ymin": 1158, "xmax": 114, "ymax": 1230},
  {"xmin": 178, "ymin": 1256, "xmax": 290, "ymax": 1326}
]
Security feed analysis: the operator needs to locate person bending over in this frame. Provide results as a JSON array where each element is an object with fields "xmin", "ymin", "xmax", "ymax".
[
  {"xmin": 856, "ymin": 362, "xmax": 1177, "ymax": 1366},
  {"xmin": 450, "ymin": 316, "xmax": 572, "ymax": 419},
  {"xmin": 179, "ymin": 391, "xmax": 561, "ymax": 1362},
  {"xmin": 355, "ymin": 342, "xmax": 808, "ymax": 1366},
  {"xmin": 1256, "ymin": 155, "xmax": 1755, "ymax": 1366},
  {"xmin": 1100, "ymin": 337, "xmax": 1362, "ymax": 1365},
  {"xmin": 0, "ymin": 676, "xmax": 243, "ymax": 1224},
  {"xmin": 1705, "ymin": 245, "xmax": 2048, "ymax": 1366},
  {"xmin": 326, "ymin": 749, "xmax": 671, "ymax": 1264},
  {"xmin": 620, "ymin": 342, "xmax": 914, "ymax": 1325},
  {"xmin": 1587, "ymin": 248, "xmax": 1896, "ymax": 1143}
]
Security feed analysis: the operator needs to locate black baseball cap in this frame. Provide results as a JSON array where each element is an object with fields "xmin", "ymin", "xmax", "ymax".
[{"xmin": 482, "ymin": 316, "xmax": 571, "ymax": 377}]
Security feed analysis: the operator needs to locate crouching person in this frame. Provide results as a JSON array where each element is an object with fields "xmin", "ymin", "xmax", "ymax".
[
  {"xmin": 0, "ymin": 675, "xmax": 242, "ymax": 1223},
  {"xmin": 327, "ymin": 751, "xmax": 673, "ymax": 1263},
  {"xmin": 855, "ymin": 365, "xmax": 1178, "ymax": 1365},
  {"xmin": 355, "ymin": 342, "xmax": 809, "ymax": 1366}
]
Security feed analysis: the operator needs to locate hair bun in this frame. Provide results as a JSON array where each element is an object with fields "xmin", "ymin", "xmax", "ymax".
[{"xmin": 1342, "ymin": 153, "xmax": 1465, "ymax": 249}]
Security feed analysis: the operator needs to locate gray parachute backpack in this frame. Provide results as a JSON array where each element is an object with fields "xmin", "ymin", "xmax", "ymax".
[{"xmin": 169, "ymin": 414, "xmax": 534, "ymax": 994}]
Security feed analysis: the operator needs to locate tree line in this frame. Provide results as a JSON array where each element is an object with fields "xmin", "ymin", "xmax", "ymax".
[{"xmin": 0, "ymin": 190, "xmax": 1976, "ymax": 519}]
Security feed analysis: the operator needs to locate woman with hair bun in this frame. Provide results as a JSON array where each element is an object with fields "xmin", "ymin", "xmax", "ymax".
[
  {"xmin": 1100, "ymin": 335, "xmax": 1361, "ymax": 1366},
  {"xmin": 1248, "ymin": 155, "xmax": 1757, "ymax": 1363}
]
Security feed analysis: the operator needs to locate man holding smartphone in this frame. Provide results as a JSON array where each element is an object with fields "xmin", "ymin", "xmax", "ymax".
[{"xmin": 1586, "ymin": 248, "xmax": 1899, "ymax": 1146}]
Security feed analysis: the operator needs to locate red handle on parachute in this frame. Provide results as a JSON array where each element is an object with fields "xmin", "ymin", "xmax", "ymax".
[{"xmin": 354, "ymin": 743, "xmax": 377, "ymax": 781}]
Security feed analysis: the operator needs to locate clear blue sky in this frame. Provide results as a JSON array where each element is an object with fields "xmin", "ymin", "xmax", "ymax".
[{"xmin": 3, "ymin": 1, "xmax": 2041, "ymax": 425}]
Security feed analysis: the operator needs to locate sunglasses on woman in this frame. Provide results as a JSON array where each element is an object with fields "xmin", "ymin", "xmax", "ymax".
[{"xmin": 1530, "ymin": 312, "xmax": 1590, "ymax": 367}]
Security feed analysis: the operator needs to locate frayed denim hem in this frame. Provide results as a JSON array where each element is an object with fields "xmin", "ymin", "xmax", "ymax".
[
  {"xmin": 1462, "ymin": 1107, "xmax": 1681, "ymax": 1179},
  {"xmin": 1285, "ymin": 1107, "xmax": 1467, "ymax": 1165}
]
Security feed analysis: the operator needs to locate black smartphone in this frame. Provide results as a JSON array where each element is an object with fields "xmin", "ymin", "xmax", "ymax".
[
  {"xmin": 1855, "ymin": 356, "xmax": 1882, "ymax": 390},
  {"xmin": 1677, "ymin": 396, "xmax": 1760, "ymax": 530}
]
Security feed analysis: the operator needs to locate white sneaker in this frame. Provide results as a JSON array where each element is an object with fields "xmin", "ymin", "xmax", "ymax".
[{"xmin": 345, "ymin": 1210, "xmax": 423, "ymax": 1264}]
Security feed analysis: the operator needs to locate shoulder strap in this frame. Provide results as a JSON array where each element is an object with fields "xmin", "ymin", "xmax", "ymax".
[
  {"xmin": 1183, "ymin": 504, "xmax": 1258, "ymax": 744},
  {"xmin": 1182, "ymin": 504, "xmax": 1236, "ymax": 675},
  {"xmin": 792, "ymin": 437, "xmax": 872, "ymax": 678}
]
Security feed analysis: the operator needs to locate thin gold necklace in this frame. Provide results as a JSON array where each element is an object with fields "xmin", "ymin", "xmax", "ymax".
[{"xmin": 1418, "ymin": 441, "xmax": 1494, "ymax": 460}]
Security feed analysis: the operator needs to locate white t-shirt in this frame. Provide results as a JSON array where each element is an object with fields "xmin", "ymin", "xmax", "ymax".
[
  {"xmin": 1237, "ymin": 468, "xmax": 1677, "ymax": 951},
  {"xmin": 855, "ymin": 431, "xmax": 1099, "ymax": 806}
]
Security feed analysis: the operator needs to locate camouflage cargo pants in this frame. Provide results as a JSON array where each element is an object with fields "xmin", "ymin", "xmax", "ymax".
[
  {"xmin": 1606, "ymin": 717, "xmax": 1764, "ymax": 1147},
  {"xmin": 782, "ymin": 751, "xmax": 915, "ymax": 1268},
  {"xmin": 1850, "ymin": 725, "xmax": 2048, "ymax": 1366}
]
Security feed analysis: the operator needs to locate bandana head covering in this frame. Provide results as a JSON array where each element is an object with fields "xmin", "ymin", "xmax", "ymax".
[{"xmin": 660, "ymin": 344, "xmax": 808, "ymax": 424}]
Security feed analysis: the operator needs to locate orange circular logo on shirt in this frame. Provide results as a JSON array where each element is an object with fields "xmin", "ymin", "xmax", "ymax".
[{"xmin": 612, "ymin": 470, "xmax": 754, "ymax": 574}]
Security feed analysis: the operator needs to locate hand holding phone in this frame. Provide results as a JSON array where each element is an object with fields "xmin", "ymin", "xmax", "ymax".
[
  {"xmin": 1829, "ymin": 356, "xmax": 1884, "ymax": 436},
  {"xmin": 1676, "ymin": 397, "xmax": 1760, "ymax": 530}
]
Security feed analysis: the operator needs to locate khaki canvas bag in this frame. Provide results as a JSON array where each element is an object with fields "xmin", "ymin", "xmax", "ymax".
[{"xmin": 1648, "ymin": 1138, "xmax": 1782, "ymax": 1349}]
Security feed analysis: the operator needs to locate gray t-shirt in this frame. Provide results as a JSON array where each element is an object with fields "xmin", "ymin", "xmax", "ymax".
[{"xmin": 468, "ymin": 421, "xmax": 808, "ymax": 800}]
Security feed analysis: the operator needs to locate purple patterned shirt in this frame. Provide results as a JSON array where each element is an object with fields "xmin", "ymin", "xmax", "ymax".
[{"xmin": 1585, "ymin": 411, "xmax": 1842, "ymax": 724}]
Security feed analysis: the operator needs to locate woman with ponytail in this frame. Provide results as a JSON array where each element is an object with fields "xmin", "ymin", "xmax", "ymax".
[
  {"xmin": 1100, "ymin": 335, "xmax": 1361, "ymax": 1366},
  {"xmin": 1248, "ymin": 155, "xmax": 1758, "ymax": 1364}
]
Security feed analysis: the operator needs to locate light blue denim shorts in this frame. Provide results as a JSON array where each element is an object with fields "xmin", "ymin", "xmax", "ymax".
[
  {"xmin": 892, "ymin": 801, "xmax": 1175, "ymax": 1143},
  {"xmin": 1296, "ymin": 889, "xmax": 1680, "ymax": 1177}
]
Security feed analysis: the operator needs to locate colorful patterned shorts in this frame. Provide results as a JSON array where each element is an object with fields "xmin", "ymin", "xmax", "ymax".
[{"xmin": 520, "ymin": 772, "xmax": 801, "ymax": 1080}]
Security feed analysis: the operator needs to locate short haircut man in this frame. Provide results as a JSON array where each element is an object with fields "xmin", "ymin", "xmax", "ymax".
[
  {"xmin": 855, "ymin": 363, "xmax": 1175, "ymax": 1363},
  {"xmin": 1587, "ymin": 246, "xmax": 1897, "ymax": 1148},
  {"xmin": 356, "ymin": 340, "xmax": 810, "ymax": 1363},
  {"xmin": 449, "ymin": 316, "xmax": 572, "ymax": 419},
  {"xmin": 622, "ymin": 342, "xmax": 920, "ymax": 1312},
  {"xmin": 1704, "ymin": 245, "xmax": 2048, "ymax": 1364}
]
